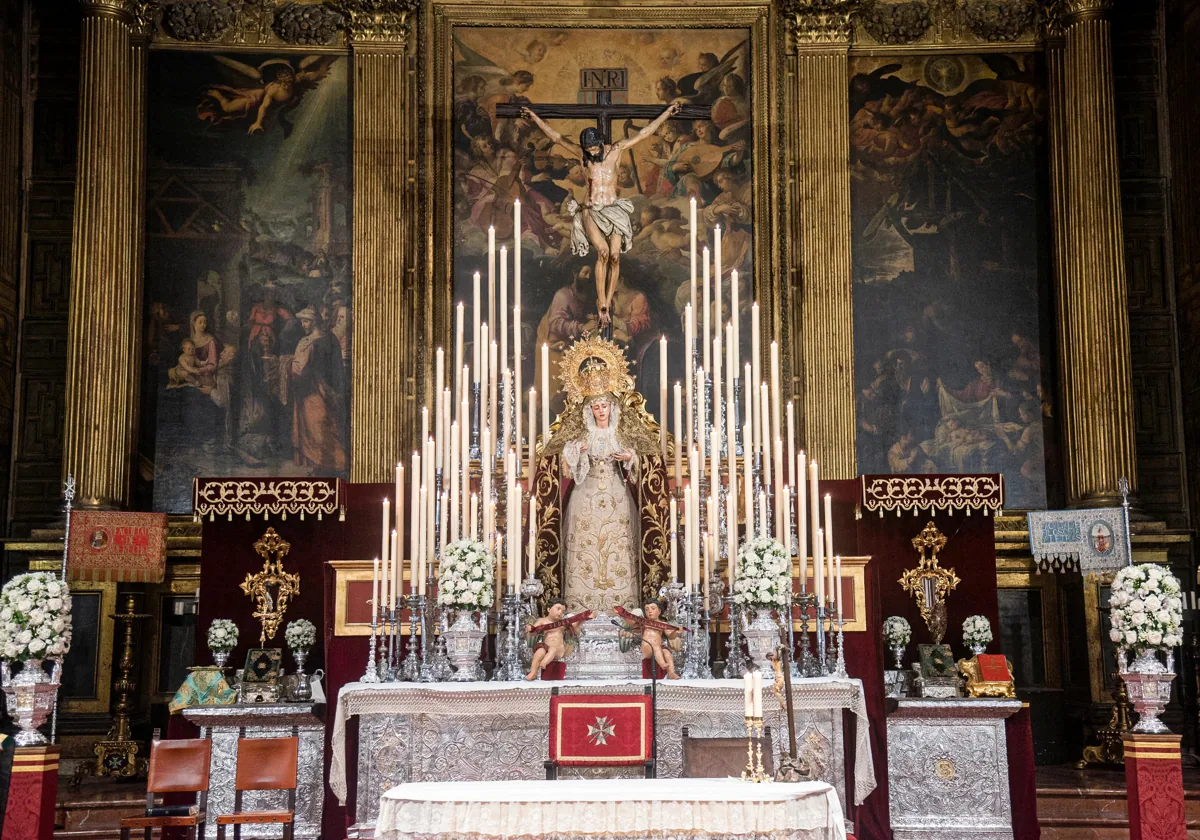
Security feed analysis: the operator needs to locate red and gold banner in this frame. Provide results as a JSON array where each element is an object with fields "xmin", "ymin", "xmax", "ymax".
[
  {"xmin": 1123, "ymin": 733, "xmax": 1186, "ymax": 840},
  {"xmin": 549, "ymin": 694, "xmax": 652, "ymax": 767},
  {"xmin": 1, "ymin": 746, "xmax": 60, "ymax": 840},
  {"xmin": 68, "ymin": 511, "xmax": 167, "ymax": 583}
]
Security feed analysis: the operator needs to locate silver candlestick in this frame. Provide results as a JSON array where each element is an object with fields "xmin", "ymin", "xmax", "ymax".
[
  {"xmin": 470, "ymin": 382, "xmax": 482, "ymax": 460},
  {"xmin": 724, "ymin": 594, "xmax": 750, "ymax": 677},
  {"xmin": 816, "ymin": 603, "xmax": 830, "ymax": 677},
  {"xmin": 360, "ymin": 610, "xmax": 382, "ymax": 683},
  {"xmin": 400, "ymin": 594, "xmax": 423, "ymax": 681},
  {"xmin": 494, "ymin": 586, "xmax": 525, "ymax": 681},
  {"xmin": 833, "ymin": 615, "xmax": 847, "ymax": 678},
  {"xmin": 794, "ymin": 592, "xmax": 817, "ymax": 677}
]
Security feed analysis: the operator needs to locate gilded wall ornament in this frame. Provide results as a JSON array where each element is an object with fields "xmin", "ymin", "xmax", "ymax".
[
  {"xmin": 962, "ymin": 0, "xmax": 1036, "ymax": 42},
  {"xmin": 240, "ymin": 527, "xmax": 301, "ymax": 645},
  {"xmin": 898, "ymin": 522, "xmax": 959, "ymax": 644},
  {"xmin": 338, "ymin": 0, "xmax": 420, "ymax": 45},
  {"xmin": 164, "ymin": 0, "xmax": 234, "ymax": 41},
  {"xmin": 273, "ymin": 2, "xmax": 344, "ymax": 45},
  {"xmin": 780, "ymin": 0, "xmax": 856, "ymax": 44},
  {"xmin": 859, "ymin": 0, "xmax": 932, "ymax": 45}
]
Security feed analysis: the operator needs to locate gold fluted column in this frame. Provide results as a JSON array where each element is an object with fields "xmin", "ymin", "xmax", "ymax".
[
  {"xmin": 64, "ymin": 0, "xmax": 145, "ymax": 507},
  {"xmin": 347, "ymin": 1, "xmax": 420, "ymax": 481},
  {"xmin": 784, "ymin": 2, "xmax": 856, "ymax": 477},
  {"xmin": 1053, "ymin": 0, "xmax": 1138, "ymax": 506}
]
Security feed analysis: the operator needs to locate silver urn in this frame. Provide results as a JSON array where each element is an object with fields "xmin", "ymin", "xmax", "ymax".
[
  {"xmin": 1, "ymin": 658, "xmax": 62, "ymax": 746},
  {"xmin": 444, "ymin": 611, "xmax": 486, "ymax": 681},
  {"xmin": 1121, "ymin": 648, "xmax": 1176, "ymax": 734},
  {"xmin": 741, "ymin": 610, "xmax": 781, "ymax": 683}
]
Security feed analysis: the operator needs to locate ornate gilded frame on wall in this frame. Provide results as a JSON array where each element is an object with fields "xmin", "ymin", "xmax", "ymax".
[{"xmin": 422, "ymin": 0, "xmax": 784, "ymax": 407}]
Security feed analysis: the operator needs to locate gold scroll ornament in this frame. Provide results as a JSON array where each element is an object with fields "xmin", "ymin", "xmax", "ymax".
[
  {"xmin": 240, "ymin": 528, "xmax": 300, "ymax": 645},
  {"xmin": 898, "ymin": 522, "xmax": 960, "ymax": 644}
]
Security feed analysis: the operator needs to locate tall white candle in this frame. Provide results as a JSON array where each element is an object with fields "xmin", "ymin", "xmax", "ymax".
[
  {"xmin": 809, "ymin": 460, "xmax": 820, "ymax": 574},
  {"xmin": 487, "ymin": 226, "xmax": 496, "ymax": 329},
  {"xmin": 424, "ymin": 437, "xmax": 435, "ymax": 573},
  {"xmin": 417, "ymin": 489, "xmax": 427, "ymax": 595},
  {"xmin": 770, "ymin": 341, "xmax": 782, "ymax": 454},
  {"xmin": 798, "ymin": 451, "xmax": 807, "ymax": 593},
  {"xmin": 751, "ymin": 302, "xmax": 761, "ymax": 453},
  {"xmin": 814, "ymin": 527, "xmax": 824, "ymax": 604},
  {"xmin": 684, "ymin": 304, "xmax": 694, "ymax": 452},
  {"xmin": 760, "ymin": 384, "xmax": 772, "ymax": 501},
  {"xmin": 743, "ymin": 673, "xmax": 753, "ymax": 716},
  {"xmin": 782, "ymin": 485, "xmax": 792, "ymax": 557},
  {"xmin": 450, "ymin": 427, "xmax": 460, "ymax": 541},
  {"xmin": 835, "ymin": 555, "xmax": 843, "ymax": 619},
  {"xmin": 659, "ymin": 335, "xmax": 668, "ymax": 462},
  {"xmin": 730, "ymin": 269, "xmax": 740, "ymax": 374},
  {"xmin": 775, "ymin": 439, "xmax": 785, "ymax": 541},
  {"xmin": 514, "ymin": 305, "xmax": 522, "ymax": 464},
  {"xmin": 435, "ymin": 348, "xmax": 445, "ymax": 471},
  {"xmin": 744, "ymin": 362, "xmax": 754, "ymax": 458},
  {"xmin": 470, "ymin": 492, "xmax": 479, "ymax": 541},
  {"xmin": 455, "ymin": 302, "xmax": 464, "ymax": 410},
  {"xmin": 673, "ymin": 382, "xmax": 683, "ymax": 484},
  {"xmin": 479, "ymin": 323, "xmax": 489, "ymax": 422},
  {"xmin": 528, "ymin": 388, "xmax": 538, "ymax": 481},
  {"xmin": 670, "ymin": 498, "xmax": 679, "ymax": 582},
  {"xmin": 712, "ymin": 334, "xmax": 722, "ymax": 438},
  {"xmin": 527, "ymin": 496, "xmax": 538, "ymax": 578},
  {"xmin": 787, "ymin": 402, "xmax": 796, "ymax": 490},
  {"xmin": 502, "ymin": 368, "xmax": 512, "ymax": 454},
  {"xmin": 443, "ymin": 389, "xmax": 452, "ymax": 477},
  {"xmin": 394, "ymin": 466, "xmax": 405, "ymax": 603},
  {"xmin": 702, "ymin": 246, "xmax": 711, "ymax": 373},
  {"xmin": 726, "ymin": 324, "xmax": 735, "ymax": 410},
  {"xmin": 742, "ymin": 423, "xmax": 753, "ymax": 530},
  {"xmin": 513, "ymin": 199, "xmax": 522, "ymax": 308},
  {"xmin": 481, "ymin": 426, "xmax": 491, "ymax": 537},
  {"xmin": 714, "ymin": 225, "xmax": 722, "ymax": 335},
  {"xmin": 499, "ymin": 245, "xmax": 508, "ymax": 377},
  {"xmin": 689, "ymin": 197, "xmax": 697, "ymax": 316},
  {"xmin": 409, "ymin": 454, "xmax": 420, "ymax": 591},
  {"xmin": 489, "ymin": 340, "xmax": 498, "ymax": 440},
  {"xmin": 726, "ymin": 396, "xmax": 738, "ymax": 543},
  {"xmin": 726, "ymin": 480, "xmax": 737, "ymax": 591},
  {"xmin": 824, "ymin": 493, "xmax": 834, "ymax": 589},
  {"xmin": 683, "ymin": 485, "xmax": 693, "ymax": 590},
  {"xmin": 390, "ymin": 529, "xmax": 399, "ymax": 606},
  {"xmin": 540, "ymin": 344, "xmax": 550, "ymax": 444},
  {"xmin": 758, "ymin": 489, "xmax": 767, "ymax": 538},
  {"xmin": 372, "ymin": 555, "xmax": 380, "ymax": 622},
  {"xmin": 752, "ymin": 671, "xmax": 763, "ymax": 718},
  {"xmin": 460, "ymin": 388, "xmax": 469, "ymax": 514},
  {"xmin": 381, "ymin": 496, "xmax": 390, "ymax": 602},
  {"xmin": 508, "ymin": 483, "xmax": 519, "ymax": 589},
  {"xmin": 472, "ymin": 272, "xmax": 481, "ymax": 381}
]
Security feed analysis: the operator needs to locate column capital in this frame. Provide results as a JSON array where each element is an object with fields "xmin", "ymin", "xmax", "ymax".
[
  {"xmin": 340, "ymin": 0, "xmax": 419, "ymax": 48},
  {"xmin": 1062, "ymin": 0, "xmax": 1113, "ymax": 26},
  {"xmin": 780, "ymin": 0, "xmax": 855, "ymax": 47},
  {"xmin": 78, "ymin": 0, "xmax": 139, "ymax": 23}
]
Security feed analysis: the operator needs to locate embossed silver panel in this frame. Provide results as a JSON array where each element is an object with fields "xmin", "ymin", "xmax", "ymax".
[
  {"xmin": 886, "ymin": 698, "xmax": 1021, "ymax": 840},
  {"xmin": 184, "ymin": 703, "xmax": 325, "ymax": 840}
]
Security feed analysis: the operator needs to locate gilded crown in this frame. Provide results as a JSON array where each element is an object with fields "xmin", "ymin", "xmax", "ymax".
[{"xmin": 559, "ymin": 334, "xmax": 633, "ymax": 405}]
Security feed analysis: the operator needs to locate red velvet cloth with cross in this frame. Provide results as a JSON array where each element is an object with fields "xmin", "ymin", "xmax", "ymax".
[{"xmin": 548, "ymin": 694, "xmax": 653, "ymax": 767}]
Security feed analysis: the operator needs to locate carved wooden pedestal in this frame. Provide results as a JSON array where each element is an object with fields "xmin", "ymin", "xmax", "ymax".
[{"xmin": 1122, "ymin": 733, "xmax": 1186, "ymax": 840}]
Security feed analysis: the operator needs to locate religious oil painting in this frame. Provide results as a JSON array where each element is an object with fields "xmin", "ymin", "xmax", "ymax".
[
  {"xmin": 452, "ymin": 27, "xmax": 754, "ymax": 421},
  {"xmin": 139, "ymin": 52, "xmax": 351, "ymax": 513},
  {"xmin": 849, "ymin": 54, "xmax": 1054, "ymax": 509}
]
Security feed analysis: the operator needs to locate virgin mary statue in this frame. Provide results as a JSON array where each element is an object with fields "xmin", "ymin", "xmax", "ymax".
[{"xmin": 532, "ymin": 335, "xmax": 671, "ymax": 614}]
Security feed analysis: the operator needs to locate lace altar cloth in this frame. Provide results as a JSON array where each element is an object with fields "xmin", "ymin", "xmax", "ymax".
[
  {"xmin": 376, "ymin": 778, "xmax": 848, "ymax": 840},
  {"xmin": 331, "ymin": 677, "xmax": 874, "ymax": 824}
]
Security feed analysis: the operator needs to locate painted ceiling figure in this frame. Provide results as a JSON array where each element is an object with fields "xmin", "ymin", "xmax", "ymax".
[{"xmin": 197, "ymin": 55, "xmax": 338, "ymax": 136}]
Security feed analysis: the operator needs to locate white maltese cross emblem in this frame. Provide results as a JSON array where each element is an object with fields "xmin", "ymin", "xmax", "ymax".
[{"xmin": 586, "ymin": 716, "xmax": 616, "ymax": 746}]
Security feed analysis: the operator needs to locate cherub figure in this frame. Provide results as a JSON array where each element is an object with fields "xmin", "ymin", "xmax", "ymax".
[
  {"xmin": 168, "ymin": 338, "xmax": 202, "ymax": 388},
  {"xmin": 617, "ymin": 602, "xmax": 683, "ymax": 679},
  {"xmin": 197, "ymin": 55, "xmax": 339, "ymax": 136},
  {"xmin": 525, "ymin": 600, "xmax": 593, "ymax": 680}
]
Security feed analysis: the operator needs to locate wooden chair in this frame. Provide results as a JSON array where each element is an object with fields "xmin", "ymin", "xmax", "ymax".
[
  {"xmin": 119, "ymin": 736, "xmax": 211, "ymax": 840},
  {"xmin": 681, "ymin": 725, "xmax": 774, "ymax": 778},
  {"xmin": 215, "ymin": 736, "xmax": 299, "ymax": 840}
]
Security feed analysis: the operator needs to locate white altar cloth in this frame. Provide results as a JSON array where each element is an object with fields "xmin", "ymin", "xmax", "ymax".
[
  {"xmin": 376, "ymin": 778, "xmax": 848, "ymax": 840},
  {"xmin": 330, "ymin": 676, "xmax": 875, "ymax": 821}
]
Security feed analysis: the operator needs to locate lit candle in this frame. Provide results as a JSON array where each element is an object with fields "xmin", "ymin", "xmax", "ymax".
[
  {"xmin": 489, "ymin": 340, "xmax": 498, "ymax": 440},
  {"xmin": 499, "ymin": 245, "xmax": 508, "ymax": 376},
  {"xmin": 751, "ymin": 302, "xmax": 761, "ymax": 453},
  {"xmin": 487, "ymin": 225, "xmax": 496, "ymax": 329},
  {"xmin": 743, "ymin": 423, "xmax": 753, "ymax": 530},
  {"xmin": 798, "ymin": 450, "xmax": 807, "ymax": 594},
  {"xmin": 824, "ymin": 493, "xmax": 834, "ymax": 574},
  {"xmin": 730, "ymin": 269, "xmax": 740, "ymax": 376},
  {"xmin": 726, "ymin": 483, "xmax": 737, "ymax": 591},
  {"xmin": 702, "ymin": 245, "xmax": 711, "ymax": 373},
  {"xmin": 712, "ymin": 333, "xmax": 723, "ymax": 439},
  {"xmin": 528, "ymin": 388, "xmax": 538, "ymax": 482},
  {"xmin": 502, "ymin": 368, "xmax": 512, "ymax": 456},
  {"xmin": 472, "ymin": 272, "xmax": 481, "ymax": 381},
  {"xmin": 760, "ymin": 384, "xmax": 772, "ymax": 507},
  {"xmin": 744, "ymin": 362, "xmax": 754, "ymax": 457},
  {"xmin": 435, "ymin": 348, "xmax": 445, "ymax": 471},
  {"xmin": 743, "ymin": 672, "xmax": 753, "ymax": 717},
  {"xmin": 814, "ymin": 527, "xmax": 824, "ymax": 604},
  {"xmin": 450, "ymin": 428, "xmax": 459, "ymax": 541},
  {"xmin": 541, "ymin": 344, "xmax": 550, "ymax": 444},
  {"xmin": 782, "ymin": 485, "xmax": 792, "ymax": 556},
  {"xmin": 770, "ymin": 341, "xmax": 781, "ymax": 452},
  {"xmin": 479, "ymin": 323, "xmax": 489, "ymax": 422},
  {"xmin": 714, "ymin": 225, "xmax": 722, "ymax": 337},
  {"xmin": 372, "ymin": 555, "xmax": 380, "ymax": 622},
  {"xmin": 514, "ymin": 305, "xmax": 522, "ymax": 466},
  {"xmin": 409, "ymin": 452, "xmax": 420, "ymax": 595},
  {"xmin": 417, "ymin": 488, "xmax": 427, "ymax": 596},
  {"xmin": 381, "ymin": 496, "xmax": 390, "ymax": 602},
  {"xmin": 758, "ymin": 489, "xmax": 767, "ymax": 538},
  {"xmin": 659, "ymin": 335, "xmax": 668, "ymax": 462},
  {"xmin": 513, "ymin": 199, "xmax": 522, "ymax": 309},
  {"xmin": 835, "ymin": 555, "xmax": 843, "ymax": 620},
  {"xmin": 787, "ymin": 402, "xmax": 796, "ymax": 490},
  {"xmin": 481, "ymin": 426, "xmax": 491, "ymax": 537},
  {"xmin": 670, "ymin": 497, "xmax": 679, "ymax": 582},
  {"xmin": 809, "ymin": 460, "xmax": 820, "ymax": 574},
  {"xmin": 689, "ymin": 197, "xmax": 698, "ymax": 316},
  {"xmin": 673, "ymin": 382, "xmax": 683, "ymax": 485},
  {"xmin": 752, "ymin": 671, "xmax": 763, "ymax": 718}
]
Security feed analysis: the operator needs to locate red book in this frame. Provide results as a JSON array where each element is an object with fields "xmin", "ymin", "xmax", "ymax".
[{"xmin": 977, "ymin": 654, "xmax": 1012, "ymax": 683}]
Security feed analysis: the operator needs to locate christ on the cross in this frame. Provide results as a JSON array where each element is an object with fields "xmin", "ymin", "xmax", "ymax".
[{"xmin": 520, "ymin": 101, "xmax": 682, "ymax": 328}]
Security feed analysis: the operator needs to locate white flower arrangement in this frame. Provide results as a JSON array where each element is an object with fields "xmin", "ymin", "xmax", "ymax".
[
  {"xmin": 284, "ymin": 619, "xmax": 317, "ymax": 652},
  {"xmin": 963, "ymin": 615, "xmax": 993, "ymax": 649},
  {"xmin": 1109, "ymin": 563, "xmax": 1183, "ymax": 651},
  {"xmin": 207, "ymin": 619, "xmax": 239, "ymax": 653},
  {"xmin": 0, "ymin": 572, "xmax": 72, "ymax": 662},
  {"xmin": 882, "ymin": 616, "xmax": 911, "ymax": 649},
  {"xmin": 437, "ymin": 539, "xmax": 495, "ymax": 611},
  {"xmin": 733, "ymin": 537, "xmax": 791, "ymax": 609}
]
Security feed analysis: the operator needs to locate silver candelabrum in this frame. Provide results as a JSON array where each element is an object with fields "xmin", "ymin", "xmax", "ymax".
[
  {"xmin": 360, "ymin": 607, "xmax": 382, "ymax": 683},
  {"xmin": 494, "ymin": 585, "xmax": 532, "ymax": 681},
  {"xmin": 399, "ymin": 594, "xmax": 423, "ymax": 681},
  {"xmin": 723, "ymin": 593, "xmax": 750, "ymax": 677}
]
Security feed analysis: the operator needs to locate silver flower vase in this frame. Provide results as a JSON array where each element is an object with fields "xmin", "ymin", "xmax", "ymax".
[
  {"xmin": 1121, "ymin": 647, "xmax": 1175, "ymax": 734},
  {"xmin": 891, "ymin": 644, "xmax": 906, "ymax": 670},
  {"xmin": 742, "ymin": 610, "xmax": 781, "ymax": 683},
  {"xmin": 291, "ymin": 649, "xmax": 312, "ymax": 702},
  {"xmin": 1, "ymin": 658, "xmax": 61, "ymax": 746},
  {"xmin": 444, "ymin": 611, "xmax": 486, "ymax": 681},
  {"xmin": 969, "ymin": 643, "xmax": 987, "ymax": 657},
  {"xmin": 212, "ymin": 649, "xmax": 231, "ymax": 669}
]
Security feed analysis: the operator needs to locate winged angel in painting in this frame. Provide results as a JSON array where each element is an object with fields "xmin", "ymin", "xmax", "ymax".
[{"xmin": 197, "ymin": 55, "xmax": 339, "ymax": 136}]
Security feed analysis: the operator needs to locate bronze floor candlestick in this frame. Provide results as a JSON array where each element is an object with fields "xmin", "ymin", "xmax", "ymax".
[{"xmin": 94, "ymin": 591, "xmax": 149, "ymax": 778}]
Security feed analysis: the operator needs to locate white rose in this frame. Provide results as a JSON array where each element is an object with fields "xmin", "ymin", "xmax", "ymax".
[
  {"xmin": 1110, "ymin": 628, "xmax": 1122, "ymax": 642},
  {"xmin": 17, "ymin": 630, "xmax": 31, "ymax": 644},
  {"xmin": 1145, "ymin": 595, "xmax": 1161, "ymax": 610},
  {"xmin": 1132, "ymin": 612, "xmax": 1146, "ymax": 626},
  {"xmin": 29, "ymin": 609, "xmax": 45, "ymax": 624},
  {"xmin": 1130, "ymin": 599, "xmax": 1144, "ymax": 613},
  {"xmin": 0, "ymin": 608, "xmax": 10, "ymax": 621},
  {"xmin": 47, "ymin": 598, "xmax": 63, "ymax": 612},
  {"xmin": 17, "ymin": 599, "xmax": 32, "ymax": 613},
  {"xmin": 1126, "ymin": 630, "xmax": 1138, "ymax": 645},
  {"xmin": 37, "ymin": 626, "xmax": 51, "ymax": 639},
  {"xmin": 1156, "ymin": 610, "xmax": 1171, "ymax": 624},
  {"xmin": 46, "ymin": 582, "xmax": 61, "ymax": 597},
  {"xmin": 26, "ymin": 578, "xmax": 41, "ymax": 592},
  {"xmin": 28, "ymin": 638, "xmax": 45, "ymax": 653},
  {"xmin": 1147, "ymin": 630, "xmax": 1163, "ymax": 646},
  {"xmin": 1167, "ymin": 597, "xmax": 1182, "ymax": 611}
]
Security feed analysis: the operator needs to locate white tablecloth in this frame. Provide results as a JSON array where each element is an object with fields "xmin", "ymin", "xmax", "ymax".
[
  {"xmin": 376, "ymin": 778, "xmax": 848, "ymax": 840},
  {"xmin": 330, "ymin": 676, "xmax": 875, "ymax": 811}
]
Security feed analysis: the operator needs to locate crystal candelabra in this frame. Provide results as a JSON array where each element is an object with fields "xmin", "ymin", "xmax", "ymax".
[
  {"xmin": 724, "ymin": 594, "xmax": 750, "ymax": 677},
  {"xmin": 833, "ymin": 614, "xmax": 847, "ymax": 678},
  {"xmin": 494, "ymin": 586, "xmax": 526, "ymax": 681},
  {"xmin": 361, "ymin": 610, "xmax": 381, "ymax": 683},
  {"xmin": 400, "ymin": 594, "xmax": 423, "ymax": 681}
]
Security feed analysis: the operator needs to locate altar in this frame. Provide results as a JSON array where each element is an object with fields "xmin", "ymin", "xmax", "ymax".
[{"xmin": 330, "ymin": 677, "xmax": 875, "ymax": 832}]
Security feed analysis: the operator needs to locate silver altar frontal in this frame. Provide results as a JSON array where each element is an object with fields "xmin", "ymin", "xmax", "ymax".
[
  {"xmin": 182, "ymin": 702, "xmax": 325, "ymax": 840},
  {"xmin": 330, "ymin": 677, "xmax": 876, "ymax": 831},
  {"xmin": 886, "ymin": 698, "xmax": 1021, "ymax": 840}
]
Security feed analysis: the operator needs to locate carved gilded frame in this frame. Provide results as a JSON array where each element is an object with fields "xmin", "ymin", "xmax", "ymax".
[{"xmin": 422, "ymin": 0, "xmax": 784, "ymax": 398}]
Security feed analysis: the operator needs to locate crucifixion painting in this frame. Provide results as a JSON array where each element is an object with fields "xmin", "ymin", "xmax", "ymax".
[{"xmin": 453, "ymin": 27, "xmax": 754, "ymax": 418}]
